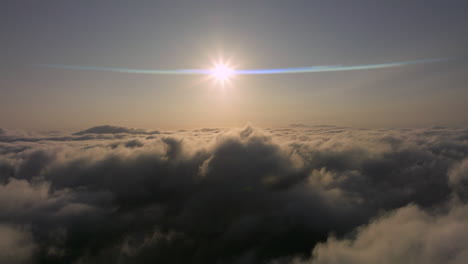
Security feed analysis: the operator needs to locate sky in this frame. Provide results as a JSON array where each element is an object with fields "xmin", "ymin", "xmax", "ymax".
[
  {"xmin": 1, "ymin": 2, "xmax": 468, "ymax": 263},
  {"xmin": 1, "ymin": 0, "xmax": 468, "ymax": 129}
]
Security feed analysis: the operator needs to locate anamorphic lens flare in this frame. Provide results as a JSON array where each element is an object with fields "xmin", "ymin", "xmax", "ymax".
[
  {"xmin": 234, "ymin": 57, "xmax": 452, "ymax": 75},
  {"xmin": 35, "ymin": 57, "xmax": 454, "ymax": 83}
]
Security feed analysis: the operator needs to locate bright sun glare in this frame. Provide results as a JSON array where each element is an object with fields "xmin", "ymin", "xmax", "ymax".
[{"xmin": 210, "ymin": 63, "xmax": 235, "ymax": 86}]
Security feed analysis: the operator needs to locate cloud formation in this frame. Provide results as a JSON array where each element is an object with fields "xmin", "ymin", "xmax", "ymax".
[
  {"xmin": 0, "ymin": 224, "xmax": 36, "ymax": 264},
  {"xmin": 0, "ymin": 125, "xmax": 467, "ymax": 263},
  {"xmin": 293, "ymin": 203, "xmax": 468, "ymax": 264}
]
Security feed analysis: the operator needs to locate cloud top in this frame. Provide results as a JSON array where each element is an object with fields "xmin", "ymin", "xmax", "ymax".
[{"xmin": 0, "ymin": 125, "xmax": 467, "ymax": 263}]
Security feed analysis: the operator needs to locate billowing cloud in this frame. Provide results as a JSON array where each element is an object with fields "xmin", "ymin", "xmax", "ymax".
[
  {"xmin": 0, "ymin": 125, "xmax": 467, "ymax": 263},
  {"xmin": 449, "ymin": 158, "xmax": 468, "ymax": 201},
  {"xmin": 0, "ymin": 224, "xmax": 36, "ymax": 264},
  {"xmin": 292, "ymin": 203, "xmax": 468, "ymax": 264}
]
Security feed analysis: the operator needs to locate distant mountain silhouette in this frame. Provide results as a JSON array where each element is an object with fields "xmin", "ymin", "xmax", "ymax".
[{"xmin": 73, "ymin": 125, "xmax": 159, "ymax": 135}]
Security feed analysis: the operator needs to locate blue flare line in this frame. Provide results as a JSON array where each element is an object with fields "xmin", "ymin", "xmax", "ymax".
[
  {"xmin": 35, "ymin": 57, "xmax": 453, "ymax": 76},
  {"xmin": 34, "ymin": 64, "xmax": 211, "ymax": 75},
  {"xmin": 235, "ymin": 57, "xmax": 452, "ymax": 74}
]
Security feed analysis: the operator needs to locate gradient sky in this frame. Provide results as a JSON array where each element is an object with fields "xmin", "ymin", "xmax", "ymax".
[{"xmin": 1, "ymin": 0, "xmax": 467, "ymax": 130}]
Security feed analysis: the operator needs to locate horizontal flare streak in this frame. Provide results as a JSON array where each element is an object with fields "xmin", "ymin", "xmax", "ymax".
[{"xmin": 35, "ymin": 57, "xmax": 453, "ymax": 75}]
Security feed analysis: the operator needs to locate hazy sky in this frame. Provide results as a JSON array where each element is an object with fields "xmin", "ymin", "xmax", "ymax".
[{"xmin": 1, "ymin": 0, "xmax": 467, "ymax": 129}]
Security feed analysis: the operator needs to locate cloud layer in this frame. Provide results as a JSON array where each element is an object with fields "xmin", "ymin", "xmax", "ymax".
[
  {"xmin": 0, "ymin": 125, "xmax": 467, "ymax": 263},
  {"xmin": 293, "ymin": 203, "xmax": 468, "ymax": 264}
]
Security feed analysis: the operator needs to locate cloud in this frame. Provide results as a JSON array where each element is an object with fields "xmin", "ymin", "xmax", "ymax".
[
  {"xmin": 449, "ymin": 158, "xmax": 468, "ymax": 201},
  {"xmin": 292, "ymin": 203, "xmax": 468, "ymax": 264},
  {"xmin": 0, "ymin": 224, "xmax": 36, "ymax": 264},
  {"xmin": 0, "ymin": 125, "xmax": 467, "ymax": 263}
]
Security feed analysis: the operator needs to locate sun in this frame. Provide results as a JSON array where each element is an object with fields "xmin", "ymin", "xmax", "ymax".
[{"xmin": 209, "ymin": 62, "xmax": 236, "ymax": 86}]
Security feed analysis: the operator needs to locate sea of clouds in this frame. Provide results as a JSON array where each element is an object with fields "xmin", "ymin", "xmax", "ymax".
[{"xmin": 0, "ymin": 124, "xmax": 468, "ymax": 264}]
